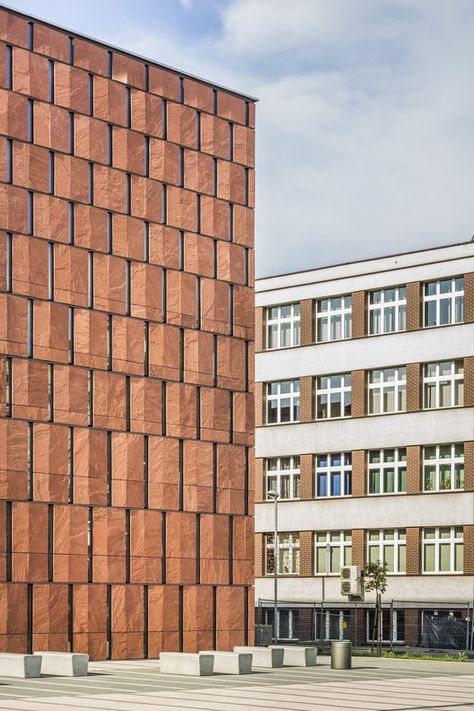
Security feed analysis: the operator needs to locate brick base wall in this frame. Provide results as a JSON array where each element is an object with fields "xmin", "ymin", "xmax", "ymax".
[
  {"xmin": 406, "ymin": 527, "xmax": 421, "ymax": 575},
  {"xmin": 300, "ymin": 454, "xmax": 314, "ymax": 500},
  {"xmin": 300, "ymin": 299, "xmax": 314, "ymax": 346},
  {"xmin": 406, "ymin": 446, "xmax": 421, "ymax": 493}
]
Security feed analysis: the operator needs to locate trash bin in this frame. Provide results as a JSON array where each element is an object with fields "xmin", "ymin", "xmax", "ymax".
[{"xmin": 331, "ymin": 640, "xmax": 352, "ymax": 669}]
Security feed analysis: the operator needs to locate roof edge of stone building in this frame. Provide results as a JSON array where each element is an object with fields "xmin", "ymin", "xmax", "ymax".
[
  {"xmin": 1, "ymin": 2, "xmax": 258, "ymax": 102},
  {"xmin": 256, "ymin": 239, "xmax": 474, "ymax": 292}
]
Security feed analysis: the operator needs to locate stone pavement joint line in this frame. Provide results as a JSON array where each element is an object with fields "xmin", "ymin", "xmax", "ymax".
[{"xmin": 0, "ymin": 657, "xmax": 472, "ymax": 710}]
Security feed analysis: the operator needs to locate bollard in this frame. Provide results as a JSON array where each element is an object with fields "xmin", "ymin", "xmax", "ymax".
[{"xmin": 331, "ymin": 640, "xmax": 352, "ymax": 669}]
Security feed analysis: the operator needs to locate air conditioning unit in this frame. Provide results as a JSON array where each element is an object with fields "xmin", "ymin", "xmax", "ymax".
[{"xmin": 340, "ymin": 565, "xmax": 362, "ymax": 596}]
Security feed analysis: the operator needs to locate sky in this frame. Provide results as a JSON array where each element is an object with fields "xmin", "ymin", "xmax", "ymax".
[{"xmin": 6, "ymin": 0, "xmax": 474, "ymax": 277}]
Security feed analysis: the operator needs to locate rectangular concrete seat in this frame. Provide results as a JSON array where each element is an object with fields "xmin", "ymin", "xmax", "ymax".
[
  {"xmin": 269, "ymin": 645, "xmax": 317, "ymax": 666},
  {"xmin": 34, "ymin": 652, "xmax": 89, "ymax": 676},
  {"xmin": 234, "ymin": 646, "xmax": 284, "ymax": 668},
  {"xmin": 200, "ymin": 651, "xmax": 252, "ymax": 674},
  {"xmin": 159, "ymin": 652, "xmax": 214, "ymax": 676},
  {"xmin": 0, "ymin": 653, "xmax": 42, "ymax": 678}
]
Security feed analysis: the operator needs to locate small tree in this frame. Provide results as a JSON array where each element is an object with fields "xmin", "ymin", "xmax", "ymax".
[{"xmin": 363, "ymin": 561, "xmax": 388, "ymax": 654}]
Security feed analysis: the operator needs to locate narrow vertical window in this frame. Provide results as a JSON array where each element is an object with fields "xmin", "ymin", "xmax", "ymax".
[
  {"xmin": 27, "ymin": 99, "xmax": 33, "ymax": 142},
  {"xmin": 107, "ymin": 51, "xmax": 113, "ymax": 79},
  {"xmin": 162, "ymin": 513, "xmax": 167, "ymax": 584},
  {"xmin": 212, "ymin": 443, "xmax": 218, "ymax": 513},
  {"xmin": 48, "ymin": 364, "xmax": 54, "ymax": 422},
  {"xmin": 106, "ymin": 430, "xmax": 112, "ymax": 504},
  {"xmin": 179, "ymin": 328, "xmax": 184, "ymax": 383},
  {"xmin": 229, "ymin": 390, "xmax": 234, "ymax": 444},
  {"xmin": 228, "ymin": 520, "xmax": 234, "ymax": 585},
  {"xmin": 125, "ymin": 260, "xmax": 131, "ymax": 315},
  {"xmin": 212, "ymin": 89, "xmax": 217, "ymax": 115},
  {"xmin": 229, "ymin": 122, "xmax": 234, "ymax": 161},
  {"xmin": 125, "ymin": 376, "xmax": 131, "ymax": 432},
  {"xmin": 88, "ymin": 163, "xmax": 94, "ymax": 204},
  {"xmin": 144, "ymin": 321, "xmax": 149, "ymax": 377},
  {"xmin": 162, "ymin": 99, "xmax": 168, "ymax": 140},
  {"xmin": 162, "ymin": 184, "xmax": 167, "ymax": 224},
  {"xmin": 87, "ymin": 251, "xmax": 93, "ymax": 309},
  {"xmin": 144, "ymin": 435, "xmax": 149, "ymax": 509},
  {"xmin": 88, "ymin": 74, "xmax": 94, "ymax": 116},
  {"xmin": 179, "ymin": 231, "xmax": 184, "ymax": 271},
  {"xmin": 48, "ymin": 504, "xmax": 54, "ymax": 582},
  {"xmin": 69, "ymin": 37, "xmax": 74, "ymax": 65},
  {"xmin": 107, "ymin": 314, "xmax": 112, "ymax": 371},
  {"xmin": 5, "ymin": 357, "xmax": 12, "ymax": 417},
  {"xmin": 48, "ymin": 242, "xmax": 54, "ymax": 300},
  {"xmin": 144, "ymin": 136, "xmax": 150, "ymax": 177},
  {"xmin": 126, "ymin": 173, "xmax": 131, "ymax": 215},
  {"xmin": 87, "ymin": 370, "xmax": 93, "ymax": 427},
  {"xmin": 125, "ymin": 86, "xmax": 131, "ymax": 128},
  {"xmin": 245, "ymin": 101, "xmax": 250, "ymax": 127},
  {"xmin": 144, "ymin": 64, "xmax": 149, "ymax": 92},
  {"xmin": 125, "ymin": 509, "xmax": 131, "ymax": 583},
  {"xmin": 6, "ymin": 46, "xmax": 12, "ymax": 90},
  {"xmin": 27, "ymin": 192, "xmax": 33, "ymax": 234},
  {"xmin": 229, "ymin": 284, "xmax": 234, "ymax": 337},
  {"xmin": 144, "ymin": 222, "xmax": 149, "ymax": 262},
  {"xmin": 48, "ymin": 151, "xmax": 54, "ymax": 194},
  {"xmin": 179, "ymin": 147, "xmax": 184, "ymax": 187},
  {"xmin": 161, "ymin": 381, "xmax": 167, "ymax": 436},
  {"xmin": 244, "ymin": 167, "xmax": 249, "ymax": 206},
  {"xmin": 196, "ymin": 276, "xmax": 201, "ymax": 330},
  {"xmin": 87, "ymin": 508, "xmax": 93, "ymax": 581},
  {"xmin": 195, "ymin": 512, "xmax": 201, "ymax": 583},
  {"xmin": 6, "ymin": 501, "xmax": 12, "ymax": 582},
  {"xmin": 68, "ymin": 202, "xmax": 74, "ymax": 244},
  {"xmin": 68, "ymin": 112, "xmax": 74, "ymax": 154},
  {"xmin": 179, "ymin": 77, "xmax": 184, "ymax": 103},
  {"xmin": 27, "ymin": 421, "xmax": 33, "ymax": 498},
  {"xmin": 213, "ymin": 334, "xmax": 217, "ymax": 387},
  {"xmin": 48, "ymin": 60, "xmax": 54, "ymax": 103},
  {"xmin": 107, "ymin": 212, "xmax": 113, "ymax": 253},
  {"xmin": 27, "ymin": 22, "xmax": 33, "ymax": 50},
  {"xmin": 27, "ymin": 299, "xmax": 33, "ymax": 358},
  {"xmin": 6, "ymin": 233, "xmax": 12, "ymax": 292},
  {"xmin": 196, "ymin": 111, "xmax": 201, "ymax": 151},
  {"xmin": 212, "ymin": 239, "xmax": 217, "ymax": 278},
  {"xmin": 6, "ymin": 139, "xmax": 12, "ymax": 183},
  {"xmin": 212, "ymin": 157, "xmax": 217, "ymax": 197},
  {"xmin": 68, "ymin": 307, "xmax": 74, "ymax": 365},
  {"xmin": 244, "ymin": 247, "xmax": 249, "ymax": 287},
  {"xmin": 228, "ymin": 203, "xmax": 234, "ymax": 242},
  {"xmin": 162, "ymin": 269, "xmax": 167, "ymax": 323}
]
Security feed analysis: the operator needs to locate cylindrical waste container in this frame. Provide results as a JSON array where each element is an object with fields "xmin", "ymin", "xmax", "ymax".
[{"xmin": 331, "ymin": 640, "xmax": 352, "ymax": 669}]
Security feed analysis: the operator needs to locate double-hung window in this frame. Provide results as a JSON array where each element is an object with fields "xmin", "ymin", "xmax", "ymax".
[
  {"xmin": 315, "ymin": 531, "xmax": 352, "ymax": 574},
  {"xmin": 266, "ymin": 303, "xmax": 300, "ymax": 349},
  {"xmin": 369, "ymin": 287, "xmax": 406, "ymax": 334},
  {"xmin": 423, "ymin": 527, "xmax": 463, "ymax": 573},
  {"xmin": 316, "ymin": 296, "xmax": 352, "ymax": 342},
  {"xmin": 265, "ymin": 533, "xmax": 300, "ymax": 575},
  {"xmin": 368, "ymin": 449, "xmax": 407, "ymax": 494},
  {"xmin": 424, "ymin": 277, "xmax": 464, "ymax": 327},
  {"xmin": 316, "ymin": 453, "xmax": 352, "ymax": 497},
  {"xmin": 423, "ymin": 361, "xmax": 463, "ymax": 409},
  {"xmin": 423, "ymin": 444, "xmax": 464, "ymax": 492},
  {"xmin": 368, "ymin": 367, "xmax": 406, "ymax": 414},
  {"xmin": 266, "ymin": 380, "xmax": 300, "ymax": 424},
  {"xmin": 368, "ymin": 529, "xmax": 406, "ymax": 573},
  {"xmin": 316, "ymin": 373, "xmax": 351, "ymax": 419},
  {"xmin": 265, "ymin": 457, "xmax": 300, "ymax": 500}
]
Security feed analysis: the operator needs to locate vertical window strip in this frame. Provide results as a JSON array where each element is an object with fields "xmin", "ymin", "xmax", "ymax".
[
  {"xmin": 107, "ymin": 430, "xmax": 112, "ymax": 505},
  {"xmin": 48, "ymin": 151, "xmax": 54, "ymax": 194},
  {"xmin": 27, "ymin": 192, "xmax": 33, "ymax": 235},
  {"xmin": 143, "ymin": 586, "xmax": 149, "ymax": 659},
  {"xmin": 144, "ymin": 434, "xmax": 149, "ymax": 509},
  {"xmin": 212, "ymin": 157, "xmax": 217, "ymax": 197},
  {"xmin": 88, "ymin": 74, "xmax": 94, "ymax": 116},
  {"xmin": 212, "ymin": 443, "xmax": 217, "ymax": 514},
  {"xmin": 212, "ymin": 239, "xmax": 217, "ymax": 278},
  {"xmin": 125, "ymin": 375, "xmax": 131, "ymax": 431},
  {"xmin": 126, "ymin": 173, "xmax": 131, "ymax": 215},
  {"xmin": 196, "ymin": 194, "xmax": 201, "ymax": 233},
  {"xmin": 5, "ymin": 357, "xmax": 12, "ymax": 417},
  {"xmin": 228, "ymin": 203, "xmax": 234, "ymax": 242},
  {"xmin": 27, "ymin": 22, "xmax": 33, "ymax": 50},
  {"xmin": 107, "ymin": 124, "xmax": 113, "ymax": 166},
  {"xmin": 244, "ymin": 167, "xmax": 249, "ymax": 206},
  {"xmin": 48, "ymin": 242, "xmax": 54, "ymax": 300},
  {"xmin": 179, "ymin": 77, "xmax": 184, "ymax": 103},
  {"xmin": 178, "ymin": 439, "xmax": 184, "ymax": 511},
  {"xmin": 125, "ymin": 86, "xmax": 131, "ymax": 128},
  {"xmin": 68, "ymin": 112, "xmax": 74, "ymax": 154},
  {"xmin": 87, "ymin": 508, "xmax": 93, "ymax": 582},
  {"xmin": 68, "ymin": 307, "xmax": 74, "ymax": 365},
  {"xmin": 229, "ymin": 122, "xmax": 234, "ymax": 161},
  {"xmin": 144, "ymin": 320, "xmax": 149, "ymax": 377},
  {"xmin": 27, "ymin": 299, "xmax": 33, "ymax": 358},
  {"xmin": 213, "ymin": 334, "xmax": 218, "ymax": 387},
  {"xmin": 125, "ymin": 260, "xmax": 131, "ymax": 315},
  {"xmin": 67, "ymin": 584, "xmax": 73, "ymax": 652},
  {"xmin": 144, "ymin": 64, "xmax": 149, "ymax": 92},
  {"xmin": 195, "ymin": 513, "xmax": 201, "ymax": 584},
  {"xmin": 6, "ymin": 45, "xmax": 12, "ymax": 90},
  {"xmin": 162, "ymin": 184, "xmax": 167, "ymax": 224},
  {"xmin": 27, "ymin": 422, "xmax": 33, "ymax": 499},
  {"xmin": 179, "ymin": 328, "xmax": 184, "ymax": 383},
  {"xmin": 106, "ymin": 585, "xmax": 111, "ymax": 658},
  {"xmin": 69, "ymin": 37, "xmax": 74, "ymax": 65},
  {"xmin": 178, "ymin": 231, "xmax": 184, "ymax": 271},
  {"xmin": 68, "ymin": 426, "xmax": 74, "ymax": 503},
  {"xmin": 228, "ymin": 517, "xmax": 234, "ymax": 585},
  {"xmin": 162, "ymin": 99, "xmax": 168, "ymax": 140},
  {"xmin": 88, "ymin": 162, "xmax": 94, "ymax": 204},
  {"xmin": 245, "ymin": 101, "xmax": 250, "ymax": 127},
  {"xmin": 196, "ymin": 111, "xmax": 201, "ymax": 151},
  {"xmin": 27, "ymin": 584, "xmax": 33, "ymax": 654},
  {"xmin": 68, "ymin": 202, "xmax": 74, "ymax": 244},
  {"xmin": 212, "ymin": 586, "xmax": 217, "ymax": 649},
  {"xmin": 107, "ymin": 212, "xmax": 113, "ymax": 253},
  {"xmin": 107, "ymin": 51, "xmax": 113, "ymax": 79},
  {"xmin": 6, "ymin": 501, "xmax": 12, "ymax": 582},
  {"xmin": 88, "ymin": 370, "xmax": 93, "ymax": 427},
  {"xmin": 6, "ymin": 139, "xmax": 12, "ymax": 183},
  {"xmin": 162, "ymin": 269, "xmax": 167, "ymax": 322},
  {"xmin": 212, "ymin": 89, "xmax": 217, "ymax": 115},
  {"xmin": 229, "ymin": 390, "xmax": 234, "ymax": 444},
  {"xmin": 6, "ymin": 232, "xmax": 12, "ymax": 292},
  {"xmin": 87, "ymin": 251, "xmax": 94, "ymax": 308},
  {"xmin": 48, "ymin": 59, "xmax": 54, "ymax": 103},
  {"xmin": 48, "ymin": 504, "xmax": 54, "ymax": 581},
  {"xmin": 244, "ymin": 247, "xmax": 249, "ymax": 287},
  {"xmin": 161, "ymin": 512, "xmax": 167, "ymax": 583},
  {"xmin": 178, "ymin": 585, "xmax": 183, "ymax": 652},
  {"xmin": 179, "ymin": 147, "xmax": 184, "ymax": 187},
  {"xmin": 48, "ymin": 363, "xmax": 54, "ymax": 422},
  {"xmin": 244, "ymin": 447, "xmax": 249, "ymax": 515},
  {"xmin": 196, "ymin": 385, "xmax": 201, "ymax": 440},
  {"xmin": 144, "ymin": 136, "xmax": 150, "ymax": 177},
  {"xmin": 27, "ymin": 99, "xmax": 34, "ymax": 142},
  {"xmin": 196, "ymin": 276, "xmax": 201, "ymax": 330},
  {"xmin": 229, "ymin": 284, "xmax": 234, "ymax": 336},
  {"xmin": 125, "ymin": 508, "xmax": 131, "ymax": 583}
]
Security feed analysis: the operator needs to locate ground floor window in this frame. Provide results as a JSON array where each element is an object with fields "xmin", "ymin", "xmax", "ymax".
[
  {"xmin": 366, "ymin": 609, "xmax": 405, "ymax": 643},
  {"xmin": 316, "ymin": 609, "xmax": 351, "ymax": 641},
  {"xmin": 263, "ymin": 609, "xmax": 299, "ymax": 640}
]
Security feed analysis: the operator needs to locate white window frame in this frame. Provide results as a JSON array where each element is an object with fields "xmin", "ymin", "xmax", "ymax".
[
  {"xmin": 316, "ymin": 373, "xmax": 352, "ymax": 419},
  {"xmin": 314, "ymin": 531, "xmax": 352, "ymax": 575},
  {"xmin": 368, "ymin": 448, "xmax": 407, "ymax": 495},
  {"xmin": 423, "ymin": 360, "xmax": 464, "ymax": 409},
  {"xmin": 368, "ymin": 286, "xmax": 407, "ymax": 335},
  {"xmin": 423, "ymin": 444, "xmax": 464, "ymax": 492},
  {"xmin": 367, "ymin": 529, "xmax": 406, "ymax": 574},
  {"xmin": 265, "ymin": 456, "xmax": 301, "ymax": 500},
  {"xmin": 424, "ymin": 277, "xmax": 464, "ymax": 328},
  {"xmin": 368, "ymin": 366, "xmax": 406, "ymax": 415},
  {"xmin": 316, "ymin": 295, "xmax": 352, "ymax": 342},
  {"xmin": 265, "ymin": 532, "xmax": 300, "ymax": 576},
  {"xmin": 266, "ymin": 303, "xmax": 300, "ymax": 350},
  {"xmin": 366, "ymin": 609, "xmax": 405, "ymax": 643},
  {"xmin": 422, "ymin": 526, "xmax": 464, "ymax": 574},
  {"xmin": 316, "ymin": 453, "xmax": 352, "ymax": 498},
  {"xmin": 318, "ymin": 610, "xmax": 351, "ymax": 641},
  {"xmin": 266, "ymin": 380, "xmax": 300, "ymax": 424}
]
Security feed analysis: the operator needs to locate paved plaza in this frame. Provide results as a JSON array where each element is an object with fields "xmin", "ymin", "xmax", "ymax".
[{"xmin": 0, "ymin": 656, "xmax": 472, "ymax": 710}]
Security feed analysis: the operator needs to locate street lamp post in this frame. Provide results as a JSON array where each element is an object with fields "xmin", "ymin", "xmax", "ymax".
[{"xmin": 267, "ymin": 489, "xmax": 280, "ymax": 643}]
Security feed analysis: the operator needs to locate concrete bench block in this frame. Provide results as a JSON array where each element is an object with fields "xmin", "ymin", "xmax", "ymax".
[
  {"xmin": 200, "ymin": 651, "xmax": 252, "ymax": 674},
  {"xmin": 34, "ymin": 652, "xmax": 89, "ymax": 676},
  {"xmin": 160, "ymin": 652, "xmax": 214, "ymax": 676},
  {"xmin": 0, "ymin": 653, "xmax": 42, "ymax": 678},
  {"xmin": 234, "ymin": 646, "xmax": 284, "ymax": 668},
  {"xmin": 269, "ymin": 645, "xmax": 317, "ymax": 666}
]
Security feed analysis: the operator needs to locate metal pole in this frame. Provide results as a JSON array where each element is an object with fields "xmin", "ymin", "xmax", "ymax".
[{"xmin": 273, "ymin": 494, "xmax": 278, "ymax": 643}]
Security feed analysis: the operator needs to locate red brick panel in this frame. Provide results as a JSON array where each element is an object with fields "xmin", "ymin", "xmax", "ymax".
[
  {"xmin": 74, "ymin": 204, "xmax": 108, "ymax": 251},
  {"xmin": 33, "ymin": 23, "xmax": 69, "ymax": 61},
  {"xmin": 233, "ymin": 515, "xmax": 254, "ymax": 585},
  {"xmin": 200, "ymin": 514, "xmax": 229, "ymax": 585},
  {"xmin": 166, "ymin": 511, "xmax": 196, "ymax": 584},
  {"xmin": 149, "ymin": 138, "xmax": 180, "ymax": 185},
  {"xmin": 92, "ymin": 508, "xmax": 126, "ymax": 583},
  {"xmin": 32, "ymin": 583, "xmax": 68, "ymax": 651},
  {"xmin": 166, "ymin": 382, "xmax": 197, "ymax": 439},
  {"xmin": 184, "ymin": 78, "xmax": 214, "ymax": 113},
  {"xmin": 183, "ymin": 232, "xmax": 214, "ymax": 277},
  {"xmin": 131, "ymin": 90, "xmax": 164, "ymax": 138},
  {"xmin": 0, "ymin": 185, "xmax": 30, "ymax": 233},
  {"xmin": 233, "ymin": 286, "xmax": 254, "ymax": 340},
  {"xmin": 112, "ymin": 52, "xmax": 145, "ymax": 89},
  {"xmin": 12, "ymin": 234, "xmax": 49, "ymax": 298},
  {"xmin": 33, "ymin": 194, "xmax": 69, "ymax": 243},
  {"xmin": 149, "ymin": 323, "xmax": 180, "ymax": 381},
  {"xmin": 111, "ymin": 585, "xmax": 145, "ymax": 659},
  {"xmin": 167, "ymin": 103, "xmax": 197, "ymax": 149},
  {"xmin": 200, "ymin": 195, "xmax": 229, "ymax": 240},
  {"xmin": 54, "ymin": 244, "xmax": 89, "ymax": 306},
  {"xmin": 73, "ymin": 309, "xmax": 109, "ymax": 369},
  {"xmin": 13, "ymin": 47, "xmax": 49, "ymax": 101},
  {"xmin": 33, "ymin": 423, "xmax": 69, "ymax": 503},
  {"xmin": 53, "ymin": 365, "xmax": 89, "ymax": 426},
  {"xmin": 111, "ymin": 432, "xmax": 144, "ymax": 508},
  {"xmin": 73, "ymin": 428, "xmax": 108, "ymax": 506},
  {"xmin": 12, "ymin": 359, "xmax": 50, "ymax": 421},
  {"xmin": 217, "ymin": 336, "xmax": 245, "ymax": 391},
  {"xmin": 33, "ymin": 301, "xmax": 69, "ymax": 363},
  {"xmin": 34, "ymin": 102, "xmax": 70, "ymax": 153},
  {"xmin": 112, "ymin": 127, "xmax": 145, "ymax": 175},
  {"xmin": 54, "ymin": 63, "xmax": 90, "ymax": 113},
  {"xmin": 0, "ymin": 294, "xmax": 28, "ymax": 357},
  {"xmin": 183, "ymin": 440, "xmax": 214, "ymax": 513},
  {"xmin": 130, "ymin": 377, "xmax": 162, "ymax": 435},
  {"xmin": 149, "ymin": 67, "xmax": 180, "ymax": 100},
  {"xmin": 184, "ymin": 329, "xmax": 214, "ymax": 387},
  {"xmin": 200, "ymin": 114, "xmax": 230, "ymax": 160},
  {"xmin": 0, "ymin": 89, "xmax": 29, "ymax": 141},
  {"xmin": 464, "ymin": 525, "xmax": 474, "ymax": 575},
  {"xmin": 216, "ymin": 586, "xmax": 245, "ymax": 650},
  {"xmin": 167, "ymin": 270, "xmax": 197, "ymax": 328},
  {"xmin": 167, "ymin": 186, "xmax": 197, "ymax": 232},
  {"xmin": 0, "ymin": 419, "xmax": 28, "ymax": 500},
  {"xmin": 149, "ymin": 225, "xmax": 181, "ymax": 269},
  {"xmin": 93, "ymin": 76, "xmax": 127, "ymax": 126},
  {"xmin": 131, "ymin": 262, "xmax": 163, "ymax": 321},
  {"xmin": 233, "ymin": 392, "xmax": 254, "ymax": 446},
  {"xmin": 130, "ymin": 509, "xmax": 162, "ymax": 584},
  {"xmin": 73, "ymin": 584, "xmax": 108, "ymax": 660},
  {"xmin": 92, "ymin": 371, "xmax": 127, "ymax": 430},
  {"xmin": 183, "ymin": 585, "xmax": 212, "ymax": 652},
  {"xmin": 147, "ymin": 585, "xmax": 179, "ymax": 657},
  {"xmin": 74, "ymin": 114, "xmax": 108, "ymax": 164},
  {"xmin": 148, "ymin": 436, "xmax": 180, "ymax": 510},
  {"xmin": 112, "ymin": 315, "xmax": 144, "ymax": 375},
  {"xmin": 13, "ymin": 142, "xmax": 50, "ymax": 192},
  {"xmin": 406, "ymin": 528, "xmax": 421, "ymax": 575},
  {"xmin": 55, "ymin": 154, "xmax": 90, "ymax": 203},
  {"xmin": 131, "ymin": 175, "xmax": 163, "ymax": 223},
  {"xmin": 94, "ymin": 165, "xmax": 127, "ymax": 213},
  {"xmin": 53, "ymin": 505, "xmax": 88, "ymax": 582},
  {"xmin": 0, "ymin": 583, "xmax": 28, "ymax": 653},
  {"xmin": 0, "ymin": 8, "xmax": 29, "ymax": 46},
  {"xmin": 200, "ymin": 387, "xmax": 230, "ymax": 442},
  {"xmin": 201, "ymin": 278, "xmax": 230, "ymax": 334},
  {"xmin": 12, "ymin": 502, "xmax": 49, "ymax": 581},
  {"xmin": 216, "ymin": 444, "xmax": 245, "ymax": 515}
]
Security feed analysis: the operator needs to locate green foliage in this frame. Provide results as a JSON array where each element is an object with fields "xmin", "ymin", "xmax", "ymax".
[
  {"xmin": 382, "ymin": 651, "xmax": 469, "ymax": 662},
  {"xmin": 363, "ymin": 560, "xmax": 389, "ymax": 594}
]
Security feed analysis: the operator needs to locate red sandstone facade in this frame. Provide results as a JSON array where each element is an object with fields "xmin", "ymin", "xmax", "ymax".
[{"xmin": 0, "ymin": 7, "xmax": 255, "ymax": 659}]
